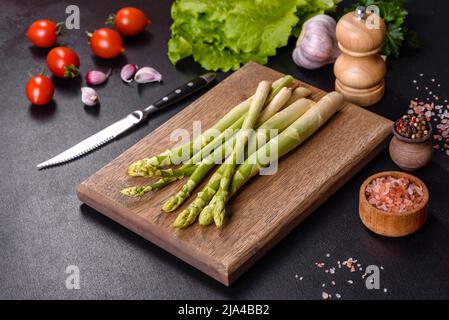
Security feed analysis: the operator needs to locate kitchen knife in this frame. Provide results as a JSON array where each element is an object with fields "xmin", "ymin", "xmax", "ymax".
[{"xmin": 37, "ymin": 73, "xmax": 216, "ymax": 170}]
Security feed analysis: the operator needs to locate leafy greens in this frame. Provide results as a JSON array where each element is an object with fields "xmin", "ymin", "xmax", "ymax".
[{"xmin": 168, "ymin": 0, "xmax": 340, "ymax": 71}]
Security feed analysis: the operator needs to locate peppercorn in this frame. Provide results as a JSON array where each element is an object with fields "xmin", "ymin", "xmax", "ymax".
[{"xmin": 395, "ymin": 114, "xmax": 431, "ymax": 140}]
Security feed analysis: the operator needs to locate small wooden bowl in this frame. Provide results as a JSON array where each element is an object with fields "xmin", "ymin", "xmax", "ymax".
[
  {"xmin": 389, "ymin": 125, "xmax": 433, "ymax": 171},
  {"xmin": 359, "ymin": 171, "xmax": 429, "ymax": 237}
]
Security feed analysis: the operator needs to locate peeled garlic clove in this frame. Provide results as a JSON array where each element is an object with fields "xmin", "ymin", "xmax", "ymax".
[
  {"xmin": 292, "ymin": 14, "xmax": 340, "ymax": 70},
  {"xmin": 81, "ymin": 87, "xmax": 99, "ymax": 106},
  {"xmin": 85, "ymin": 69, "xmax": 111, "ymax": 86},
  {"xmin": 134, "ymin": 67, "xmax": 162, "ymax": 84},
  {"xmin": 120, "ymin": 64, "xmax": 138, "ymax": 83}
]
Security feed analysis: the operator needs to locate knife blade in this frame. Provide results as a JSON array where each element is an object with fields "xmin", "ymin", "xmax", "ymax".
[{"xmin": 37, "ymin": 73, "xmax": 216, "ymax": 170}]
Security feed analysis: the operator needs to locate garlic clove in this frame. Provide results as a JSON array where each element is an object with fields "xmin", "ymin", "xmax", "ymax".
[
  {"xmin": 292, "ymin": 14, "xmax": 340, "ymax": 70},
  {"xmin": 85, "ymin": 69, "xmax": 111, "ymax": 86},
  {"xmin": 134, "ymin": 67, "xmax": 162, "ymax": 84},
  {"xmin": 81, "ymin": 87, "xmax": 99, "ymax": 106},
  {"xmin": 120, "ymin": 64, "xmax": 138, "ymax": 83}
]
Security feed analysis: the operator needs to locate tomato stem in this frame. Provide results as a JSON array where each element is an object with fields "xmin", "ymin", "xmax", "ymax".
[
  {"xmin": 105, "ymin": 13, "xmax": 116, "ymax": 25},
  {"xmin": 55, "ymin": 22, "xmax": 64, "ymax": 36},
  {"xmin": 63, "ymin": 64, "xmax": 80, "ymax": 78}
]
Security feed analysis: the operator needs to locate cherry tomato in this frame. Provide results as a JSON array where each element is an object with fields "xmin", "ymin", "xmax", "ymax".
[
  {"xmin": 114, "ymin": 7, "xmax": 151, "ymax": 36},
  {"xmin": 26, "ymin": 19, "xmax": 61, "ymax": 48},
  {"xmin": 26, "ymin": 75, "xmax": 54, "ymax": 106},
  {"xmin": 89, "ymin": 28, "xmax": 124, "ymax": 59},
  {"xmin": 46, "ymin": 47, "xmax": 80, "ymax": 78}
]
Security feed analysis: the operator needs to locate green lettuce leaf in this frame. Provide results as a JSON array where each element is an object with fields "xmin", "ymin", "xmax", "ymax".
[{"xmin": 168, "ymin": 0, "xmax": 340, "ymax": 71}]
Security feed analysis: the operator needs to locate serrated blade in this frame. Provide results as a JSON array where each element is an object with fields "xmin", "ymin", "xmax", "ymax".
[{"xmin": 37, "ymin": 113, "xmax": 141, "ymax": 170}]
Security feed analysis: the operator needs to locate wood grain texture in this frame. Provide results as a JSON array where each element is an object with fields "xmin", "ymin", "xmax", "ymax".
[
  {"xmin": 334, "ymin": 11, "xmax": 387, "ymax": 107},
  {"xmin": 76, "ymin": 62, "xmax": 393, "ymax": 286},
  {"xmin": 359, "ymin": 171, "xmax": 429, "ymax": 237},
  {"xmin": 389, "ymin": 137, "xmax": 433, "ymax": 172}
]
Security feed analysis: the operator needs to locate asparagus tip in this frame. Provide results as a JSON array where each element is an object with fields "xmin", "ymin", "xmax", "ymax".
[
  {"xmin": 120, "ymin": 187, "xmax": 143, "ymax": 197},
  {"xmin": 162, "ymin": 196, "xmax": 181, "ymax": 212},
  {"xmin": 198, "ymin": 205, "xmax": 214, "ymax": 226}
]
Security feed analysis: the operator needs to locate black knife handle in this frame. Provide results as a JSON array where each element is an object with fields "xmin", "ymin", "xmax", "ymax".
[{"xmin": 143, "ymin": 73, "xmax": 216, "ymax": 118}]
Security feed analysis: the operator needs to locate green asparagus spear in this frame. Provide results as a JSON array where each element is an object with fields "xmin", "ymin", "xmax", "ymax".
[
  {"xmin": 230, "ymin": 92, "xmax": 345, "ymax": 195},
  {"xmin": 161, "ymin": 135, "xmax": 237, "ymax": 212},
  {"xmin": 121, "ymin": 177, "xmax": 178, "ymax": 196},
  {"xmin": 210, "ymin": 81, "xmax": 272, "ymax": 227},
  {"xmin": 179, "ymin": 98, "xmax": 315, "ymax": 227},
  {"xmin": 173, "ymin": 165, "xmax": 227, "ymax": 228},
  {"xmin": 122, "ymin": 98, "xmax": 314, "ymax": 198},
  {"xmin": 126, "ymin": 76, "xmax": 293, "ymax": 177},
  {"xmin": 121, "ymin": 166, "xmax": 196, "ymax": 197},
  {"xmin": 164, "ymin": 81, "xmax": 272, "ymax": 214}
]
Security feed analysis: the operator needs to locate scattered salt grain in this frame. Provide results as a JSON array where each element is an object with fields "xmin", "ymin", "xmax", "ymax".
[
  {"xmin": 322, "ymin": 292, "xmax": 329, "ymax": 300},
  {"xmin": 331, "ymin": 281, "xmax": 336, "ymax": 286},
  {"xmin": 300, "ymin": 276, "xmax": 303, "ymax": 281},
  {"xmin": 347, "ymin": 280, "xmax": 354, "ymax": 284},
  {"xmin": 383, "ymin": 288, "xmax": 388, "ymax": 293},
  {"xmin": 322, "ymin": 283, "xmax": 326, "ymax": 287},
  {"xmin": 336, "ymin": 293, "xmax": 341, "ymax": 299}
]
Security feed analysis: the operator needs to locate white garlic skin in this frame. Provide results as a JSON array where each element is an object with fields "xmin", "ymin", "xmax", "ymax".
[
  {"xmin": 134, "ymin": 67, "xmax": 162, "ymax": 84},
  {"xmin": 81, "ymin": 87, "xmax": 99, "ymax": 106},
  {"xmin": 292, "ymin": 14, "xmax": 341, "ymax": 70}
]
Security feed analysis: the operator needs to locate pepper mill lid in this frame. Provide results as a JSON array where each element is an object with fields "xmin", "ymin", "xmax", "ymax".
[{"xmin": 336, "ymin": 6, "xmax": 386, "ymax": 57}]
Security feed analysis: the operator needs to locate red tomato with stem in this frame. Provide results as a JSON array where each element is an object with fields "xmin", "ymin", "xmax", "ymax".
[
  {"xmin": 46, "ymin": 47, "xmax": 80, "ymax": 78},
  {"xmin": 26, "ymin": 75, "xmax": 54, "ymax": 106},
  {"xmin": 26, "ymin": 19, "xmax": 62, "ymax": 48},
  {"xmin": 112, "ymin": 7, "xmax": 151, "ymax": 36},
  {"xmin": 89, "ymin": 28, "xmax": 124, "ymax": 59}
]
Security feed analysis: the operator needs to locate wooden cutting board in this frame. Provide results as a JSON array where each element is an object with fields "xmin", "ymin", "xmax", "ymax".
[{"xmin": 77, "ymin": 62, "xmax": 392, "ymax": 286}]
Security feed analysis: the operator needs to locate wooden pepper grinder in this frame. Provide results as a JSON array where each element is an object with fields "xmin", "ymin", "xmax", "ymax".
[{"xmin": 334, "ymin": 6, "xmax": 387, "ymax": 107}]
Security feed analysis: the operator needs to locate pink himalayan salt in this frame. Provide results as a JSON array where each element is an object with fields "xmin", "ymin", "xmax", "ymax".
[{"xmin": 365, "ymin": 176, "xmax": 424, "ymax": 213}]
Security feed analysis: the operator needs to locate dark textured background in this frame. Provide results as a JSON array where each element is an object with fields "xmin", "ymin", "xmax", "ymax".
[{"xmin": 1, "ymin": 0, "xmax": 448, "ymax": 299}]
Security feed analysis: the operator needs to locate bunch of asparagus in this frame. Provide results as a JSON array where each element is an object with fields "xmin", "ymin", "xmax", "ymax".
[{"xmin": 121, "ymin": 76, "xmax": 345, "ymax": 229}]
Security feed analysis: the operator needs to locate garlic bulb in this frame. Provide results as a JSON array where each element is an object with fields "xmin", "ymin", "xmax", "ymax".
[{"xmin": 292, "ymin": 14, "xmax": 340, "ymax": 70}]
